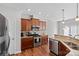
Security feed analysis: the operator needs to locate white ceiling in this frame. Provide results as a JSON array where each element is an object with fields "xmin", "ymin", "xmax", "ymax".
[{"xmin": 0, "ymin": 3, "xmax": 78, "ymax": 21}]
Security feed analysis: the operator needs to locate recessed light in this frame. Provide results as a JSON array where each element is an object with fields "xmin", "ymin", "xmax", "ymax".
[
  {"xmin": 38, "ymin": 12, "xmax": 41, "ymax": 15},
  {"xmin": 75, "ymin": 17, "xmax": 79, "ymax": 21},
  {"xmin": 27, "ymin": 9, "xmax": 31, "ymax": 11}
]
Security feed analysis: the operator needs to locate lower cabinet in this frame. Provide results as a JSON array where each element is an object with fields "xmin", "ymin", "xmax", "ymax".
[
  {"xmin": 21, "ymin": 37, "xmax": 33, "ymax": 51},
  {"xmin": 42, "ymin": 35, "xmax": 48, "ymax": 45},
  {"xmin": 58, "ymin": 41, "xmax": 70, "ymax": 56},
  {"xmin": 21, "ymin": 35, "xmax": 48, "ymax": 51}
]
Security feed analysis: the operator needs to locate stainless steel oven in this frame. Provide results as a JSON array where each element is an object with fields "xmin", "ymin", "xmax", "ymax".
[{"xmin": 33, "ymin": 36, "xmax": 41, "ymax": 47}]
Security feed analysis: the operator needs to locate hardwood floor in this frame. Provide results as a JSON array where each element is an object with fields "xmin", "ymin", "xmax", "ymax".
[
  {"xmin": 16, "ymin": 44, "xmax": 55, "ymax": 56},
  {"xmin": 15, "ymin": 43, "xmax": 79, "ymax": 56}
]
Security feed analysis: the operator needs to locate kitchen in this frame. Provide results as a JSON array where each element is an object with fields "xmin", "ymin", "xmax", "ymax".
[
  {"xmin": 21, "ymin": 16, "xmax": 48, "ymax": 50},
  {"xmin": 0, "ymin": 3, "xmax": 79, "ymax": 56}
]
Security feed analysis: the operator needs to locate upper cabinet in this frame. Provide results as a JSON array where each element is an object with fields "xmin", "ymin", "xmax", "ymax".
[
  {"xmin": 21, "ymin": 18, "xmax": 31, "ymax": 31},
  {"xmin": 31, "ymin": 18, "xmax": 40, "ymax": 26},
  {"xmin": 21, "ymin": 18, "xmax": 47, "ymax": 31},
  {"xmin": 21, "ymin": 19, "xmax": 27, "ymax": 31},
  {"xmin": 42, "ymin": 21, "xmax": 46, "ymax": 30},
  {"xmin": 39, "ymin": 21, "xmax": 47, "ymax": 30},
  {"xmin": 39, "ymin": 21, "xmax": 43, "ymax": 30}
]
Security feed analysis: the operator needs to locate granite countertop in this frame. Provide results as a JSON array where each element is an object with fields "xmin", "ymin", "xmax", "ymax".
[
  {"xmin": 21, "ymin": 36, "xmax": 33, "ymax": 39},
  {"xmin": 53, "ymin": 34, "xmax": 79, "ymax": 46}
]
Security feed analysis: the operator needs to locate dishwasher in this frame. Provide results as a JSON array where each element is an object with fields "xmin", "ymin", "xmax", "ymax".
[
  {"xmin": 49, "ymin": 38, "xmax": 58, "ymax": 55},
  {"xmin": 0, "ymin": 13, "xmax": 10, "ymax": 56}
]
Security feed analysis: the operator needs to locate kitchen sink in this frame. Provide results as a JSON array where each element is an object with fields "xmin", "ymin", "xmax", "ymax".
[{"xmin": 64, "ymin": 42, "xmax": 79, "ymax": 50}]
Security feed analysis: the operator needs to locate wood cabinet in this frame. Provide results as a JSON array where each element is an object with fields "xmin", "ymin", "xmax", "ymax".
[
  {"xmin": 21, "ymin": 18, "xmax": 31, "ymax": 31},
  {"xmin": 39, "ymin": 21, "xmax": 47, "ymax": 30},
  {"xmin": 21, "ymin": 19, "xmax": 27, "ymax": 31},
  {"xmin": 21, "ymin": 36, "xmax": 33, "ymax": 51},
  {"xmin": 44, "ymin": 21, "xmax": 46, "ymax": 30},
  {"xmin": 21, "ymin": 18, "xmax": 47, "ymax": 31},
  {"xmin": 41, "ymin": 35, "xmax": 48, "ymax": 45},
  {"xmin": 27, "ymin": 20, "xmax": 31, "ymax": 31},
  {"xmin": 58, "ymin": 41, "xmax": 70, "ymax": 56},
  {"xmin": 42, "ymin": 21, "xmax": 46, "ymax": 30},
  {"xmin": 39, "ymin": 21, "xmax": 43, "ymax": 30},
  {"xmin": 31, "ymin": 18, "xmax": 39, "ymax": 26}
]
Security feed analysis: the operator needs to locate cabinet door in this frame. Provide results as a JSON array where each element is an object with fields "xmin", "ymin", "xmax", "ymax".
[
  {"xmin": 21, "ymin": 19, "xmax": 27, "ymax": 31},
  {"xmin": 44, "ymin": 21, "xmax": 47, "ymax": 30},
  {"xmin": 42, "ymin": 21, "xmax": 44, "ymax": 30},
  {"xmin": 21, "ymin": 37, "xmax": 33, "ymax": 51},
  {"xmin": 44, "ymin": 35, "xmax": 48, "ymax": 44},
  {"xmin": 28, "ymin": 20, "xmax": 31, "ymax": 31},
  {"xmin": 26, "ymin": 20, "xmax": 31, "ymax": 31},
  {"xmin": 35, "ymin": 19, "xmax": 39, "ymax": 26},
  {"xmin": 43, "ymin": 21, "xmax": 45, "ymax": 30},
  {"xmin": 58, "ymin": 42, "xmax": 70, "ymax": 56},
  {"xmin": 39, "ymin": 21, "xmax": 43, "ymax": 30},
  {"xmin": 31, "ymin": 18, "xmax": 39, "ymax": 26},
  {"xmin": 42, "ymin": 35, "xmax": 48, "ymax": 45},
  {"xmin": 42, "ymin": 21, "xmax": 47, "ymax": 30},
  {"xmin": 31, "ymin": 18, "xmax": 36, "ymax": 26},
  {"xmin": 21, "ymin": 18, "xmax": 31, "ymax": 31},
  {"xmin": 39, "ymin": 21, "xmax": 47, "ymax": 30},
  {"xmin": 26, "ymin": 20, "xmax": 29, "ymax": 31}
]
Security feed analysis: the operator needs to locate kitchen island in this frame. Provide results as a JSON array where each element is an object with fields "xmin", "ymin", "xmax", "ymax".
[
  {"xmin": 54, "ymin": 34, "xmax": 79, "ymax": 46},
  {"xmin": 49, "ymin": 34, "xmax": 79, "ymax": 56}
]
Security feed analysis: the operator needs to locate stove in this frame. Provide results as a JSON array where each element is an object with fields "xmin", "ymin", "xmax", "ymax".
[
  {"xmin": 33, "ymin": 35, "xmax": 41, "ymax": 47},
  {"xmin": 29, "ymin": 34, "xmax": 41, "ymax": 47}
]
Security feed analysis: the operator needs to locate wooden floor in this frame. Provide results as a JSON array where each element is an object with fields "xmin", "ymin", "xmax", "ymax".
[{"xmin": 16, "ymin": 44, "xmax": 54, "ymax": 56}]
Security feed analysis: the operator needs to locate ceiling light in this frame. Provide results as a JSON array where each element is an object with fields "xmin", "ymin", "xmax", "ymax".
[
  {"xmin": 75, "ymin": 17, "xmax": 79, "ymax": 21},
  {"xmin": 61, "ymin": 9, "xmax": 65, "ymax": 24},
  {"xmin": 62, "ymin": 21, "xmax": 65, "ymax": 24},
  {"xmin": 27, "ymin": 9, "xmax": 31, "ymax": 11},
  {"xmin": 75, "ymin": 3, "xmax": 79, "ymax": 21}
]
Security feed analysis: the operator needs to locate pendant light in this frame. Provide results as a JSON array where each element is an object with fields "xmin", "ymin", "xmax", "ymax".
[
  {"xmin": 75, "ymin": 3, "xmax": 79, "ymax": 21},
  {"xmin": 62, "ymin": 9, "xmax": 65, "ymax": 24}
]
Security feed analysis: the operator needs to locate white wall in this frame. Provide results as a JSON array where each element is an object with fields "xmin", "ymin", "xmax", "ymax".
[
  {"xmin": 57, "ymin": 21, "xmax": 64, "ymax": 35},
  {"xmin": 47, "ymin": 20, "xmax": 57, "ymax": 37},
  {"xmin": 0, "ymin": 6, "xmax": 21, "ymax": 54},
  {"xmin": 10, "ymin": 11, "xmax": 21, "ymax": 54}
]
